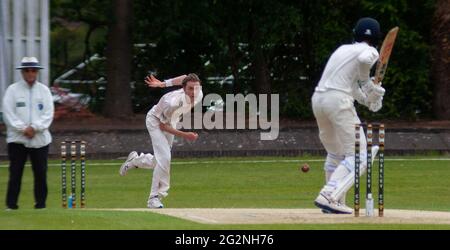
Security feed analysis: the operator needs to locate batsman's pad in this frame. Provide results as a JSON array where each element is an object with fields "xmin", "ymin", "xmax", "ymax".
[{"xmin": 331, "ymin": 146, "xmax": 379, "ymax": 201}]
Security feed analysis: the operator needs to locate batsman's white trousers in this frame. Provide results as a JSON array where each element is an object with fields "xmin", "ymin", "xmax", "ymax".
[{"xmin": 312, "ymin": 90, "xmax": 367, "ymax": 163}]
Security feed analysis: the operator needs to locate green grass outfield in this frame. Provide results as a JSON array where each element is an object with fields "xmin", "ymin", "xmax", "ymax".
[{"xmin": 0, "ymin": 156, "xmax": 449, "ymax": 229}]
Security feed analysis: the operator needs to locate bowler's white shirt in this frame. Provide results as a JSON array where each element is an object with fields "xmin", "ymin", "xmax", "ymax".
[
  {"xmin": 2, "ymin": 80, "xmax": 54, "ymax": 148},
  {"xmin": 315, "ymin": 42, "xmax": 379, "ymax": 96},
  {"xmin": 148, "ymin": 88, "xmax": 203, "ymax": 129}
]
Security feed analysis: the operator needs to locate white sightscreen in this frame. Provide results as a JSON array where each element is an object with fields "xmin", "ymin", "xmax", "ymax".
[{"xmin": 0, "ymin": 0, "xmax": 49, "ymax": 113}]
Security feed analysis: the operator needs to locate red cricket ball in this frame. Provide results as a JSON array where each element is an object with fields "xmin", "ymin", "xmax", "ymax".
[{"xmin": 301, "ymin": 163, "xmax": 310, "ymax": 173}]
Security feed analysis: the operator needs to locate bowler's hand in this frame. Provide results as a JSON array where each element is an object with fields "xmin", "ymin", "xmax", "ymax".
[
  {"xmin": 159, "ymin": 123, "xmax": 172, "ymax": 131},
  {"xmin": 23, "ymin": 126, "xmax": 35, "ymax": 139},
  {"xmin": 184, "ymin": 132, "xmax": 199, "ymax": 141},
  {"xmin": 145, "ymin": 75, "xmax": 165, "ymax": 88}
]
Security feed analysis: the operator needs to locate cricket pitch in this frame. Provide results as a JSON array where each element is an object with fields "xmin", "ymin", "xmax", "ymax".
[{"xmin": 89, "ymin": 208, "xmax": 450, "ymax": 225}]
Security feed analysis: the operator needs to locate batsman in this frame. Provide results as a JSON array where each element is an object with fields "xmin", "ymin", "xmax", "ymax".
[{"xmin": 311, "ymin": 17, "xmax": 387, "ymax": 214}]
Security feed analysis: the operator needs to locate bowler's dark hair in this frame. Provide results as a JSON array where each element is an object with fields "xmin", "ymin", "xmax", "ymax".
[{"xmin": 182, "ymin": 73, "xmax": 201, "ymax": 87}]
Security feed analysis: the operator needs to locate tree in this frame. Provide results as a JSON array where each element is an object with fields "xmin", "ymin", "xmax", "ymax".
[
  {"xmin": 431, "ymin": 0, "xmax": 450, "ymax": 119},
  {"xmin": 50, "ymin": 0, "xmax": 109, "ymax": 83},
  {"xmin": 103, "ymin": 0, "xmax": 134, "ymax": 118},
  {"xmin": 51, "ymin": 0, "xmax": 439, "ymax": 120}
]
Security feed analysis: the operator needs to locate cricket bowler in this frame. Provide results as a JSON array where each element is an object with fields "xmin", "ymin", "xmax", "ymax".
[{"xmin": 119, "ymin": 73, "xmax": 203, "ymax": 208}]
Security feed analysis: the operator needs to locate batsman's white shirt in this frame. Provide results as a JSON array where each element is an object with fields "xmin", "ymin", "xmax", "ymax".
[
  {"xmin": 313, "ymin": 42, "xmax": 378, "ymax": 158},
  {"xmin": 133, "ymin": 88, "xmax": 203, "ymax": 200},
  {"xmin": 315, "ymin": 42, "xmax": 379, "ymax": 96}
]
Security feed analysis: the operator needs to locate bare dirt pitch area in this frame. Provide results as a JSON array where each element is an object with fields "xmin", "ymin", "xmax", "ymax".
[{"xmin": 92, "ymin": 208, "xmax": 450, "ymax": 225}]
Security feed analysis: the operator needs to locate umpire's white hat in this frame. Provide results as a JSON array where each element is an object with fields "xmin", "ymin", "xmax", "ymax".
[{"xmin": 16, "ymin": 57, "xmax": 44, "ymax": 70}]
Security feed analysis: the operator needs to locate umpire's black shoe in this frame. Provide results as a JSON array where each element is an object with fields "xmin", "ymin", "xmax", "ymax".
[{"xmin": 6, "ymin": 205, "xmax": 19, "ymax": 210}]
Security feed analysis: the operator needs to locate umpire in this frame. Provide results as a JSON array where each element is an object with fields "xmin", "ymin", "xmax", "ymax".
[{"xmin": 2, "ymin": 57, "xmax": 54, "ymax": 210}]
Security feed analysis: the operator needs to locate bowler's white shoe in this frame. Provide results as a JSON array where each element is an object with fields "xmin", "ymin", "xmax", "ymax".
[
  {"xmin": 119, "ymin": 151, "xmax": 138, "ymax": 176},
  {"xmin": 148, "ymin": 196, "xmax": 164, "ymax": 209},
  {"xmin": 314, "ymin": 193, "xmax": 353, "ymax": 214}
]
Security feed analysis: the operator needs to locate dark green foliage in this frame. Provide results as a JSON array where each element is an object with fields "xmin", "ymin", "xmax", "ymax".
[{"xmin": 51, "ymin": 0, "xmax": 436, "ymax": 119}]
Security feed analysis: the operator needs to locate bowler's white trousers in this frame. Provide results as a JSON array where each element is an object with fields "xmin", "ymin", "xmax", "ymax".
[{"xmin": 131, "ymin": 113, "xmax": 174, "ymax": 200}]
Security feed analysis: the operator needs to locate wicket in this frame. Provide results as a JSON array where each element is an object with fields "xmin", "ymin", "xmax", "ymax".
[
  {"xmin": 354, "ymin": 123, "xmax": 385, "ymax": 217},
  {"xmin": 61, "ymin": 140, "xmax": 86, "ymax": 208}
]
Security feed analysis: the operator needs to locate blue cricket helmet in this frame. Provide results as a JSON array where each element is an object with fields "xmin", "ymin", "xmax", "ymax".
[{"xmin": 353, "ymin": 17, "xmax": 381, "ymax": 45}]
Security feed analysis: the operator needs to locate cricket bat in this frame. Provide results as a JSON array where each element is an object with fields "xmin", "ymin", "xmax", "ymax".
[{"xmin": 373, "ymin": 27, "xmax": 399, "ymax": 85}]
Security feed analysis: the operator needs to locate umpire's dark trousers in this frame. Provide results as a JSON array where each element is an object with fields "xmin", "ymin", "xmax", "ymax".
[{"xmin": 6, "ymin": 143, "xmax": 49, "ymax": 209}]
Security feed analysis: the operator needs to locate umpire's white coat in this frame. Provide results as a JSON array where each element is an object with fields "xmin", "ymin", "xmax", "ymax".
[{"xmin": 2, "ymin": 80, "xmax": 54, "ymax": 148}]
